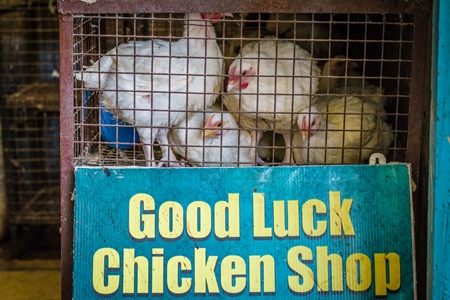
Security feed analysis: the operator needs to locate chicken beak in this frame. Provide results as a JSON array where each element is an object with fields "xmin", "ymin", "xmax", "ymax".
[
  {"xmin": 204, "ymin": 114, "xmax": 218, "ymax": 137},
  {"xmin": 223, "ymin": 13, "xmax": 234, "ymax": 18},
  {"xmin": 227, "ymin": 81, "xmax": 234, "ymax": 93},
  {"xmin": 301, "ymin": 130, "xmax": 309, "ymax": 143},
  {"xmin": 300, "ymin": 116, "xmax": 309, "ymax": 142},
  {"xmin": 204, "ymin": 129, "xmax": 215, "ymax": 137}
]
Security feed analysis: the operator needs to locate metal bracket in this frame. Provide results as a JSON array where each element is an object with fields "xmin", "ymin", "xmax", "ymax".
[{"xmin": 369, "ymin": 153, "xmax": 387, "ymax": 165}]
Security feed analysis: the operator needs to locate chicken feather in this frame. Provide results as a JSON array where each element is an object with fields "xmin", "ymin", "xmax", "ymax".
[
  {"xmin": 225, "ymin": 39, "xmax": 320, "ymax": 164},
  {"xmin": 318, "ymin": 55, "xmax": 370, "ymax": 93},
  {"xmin": 168, "ymin": 104, "xmax": 256, "ymax": 167},
  {"xmin": 76, "ymin": 13, "xmax": 229, "ymax": 167},
  {"xmin": 293, "ymin": 86, "xmax": 394, "ymax": 164}
]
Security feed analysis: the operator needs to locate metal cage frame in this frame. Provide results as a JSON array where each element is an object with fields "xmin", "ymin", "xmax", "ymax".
[{"xmin": 58, "ymin": 0, "xmax": 432, "ymax": 298}]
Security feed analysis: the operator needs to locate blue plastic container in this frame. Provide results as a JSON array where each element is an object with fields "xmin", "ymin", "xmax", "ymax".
[
  {"xmin": 100, "ymin": 107, "xmax": 140, "ymax": 149},
  {"xmin": 83, "ymin": 91, "xmax": 140, "ymax": 149}
]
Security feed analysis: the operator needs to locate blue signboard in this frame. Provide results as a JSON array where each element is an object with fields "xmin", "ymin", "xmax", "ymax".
[{"xmin": 73, "ymin": 165, "xmax": 415, "ymax": 299}]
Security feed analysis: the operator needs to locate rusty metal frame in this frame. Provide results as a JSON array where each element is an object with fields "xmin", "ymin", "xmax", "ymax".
[
  {"xmin": 58, "ymin": 0, "xmax": 431, "ymax": 14},
  {"xmin": 59, "ymin": 1, "xmax": 432, "ymax": 299},
  {"xmin": 59, "ymin": 12, "xmax": 74, "ymax": 300}
]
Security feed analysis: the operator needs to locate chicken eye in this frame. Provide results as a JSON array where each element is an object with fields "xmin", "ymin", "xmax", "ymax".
[
  {"xmin": 216, "ymin": 122, "xmax": 222, "ymax": 128},
  {"xmin": 241, "ymin": 71, "xmax": 247, "ymax": 76}
]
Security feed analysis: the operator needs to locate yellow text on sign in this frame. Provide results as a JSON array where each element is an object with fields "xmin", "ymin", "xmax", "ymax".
[
  {"xmin": 92, "ymin": 247, "xmax": 275, "ymax": 296},
  {"xmin": 287, "ymin": 246, "xmax": 401, "ymax": 296}
]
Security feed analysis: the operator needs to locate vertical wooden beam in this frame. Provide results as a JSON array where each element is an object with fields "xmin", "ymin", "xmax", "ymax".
[
  {"xmin": 59, "ymin": 13, "xmax": 74, "ymax": 300},
  {"xmin": 411, "ymin": 12, "xmax": 432, "ymax": 300},
  {"xmin": 428, "ymin": 0, "xmax": 450, "ymax": 298}
]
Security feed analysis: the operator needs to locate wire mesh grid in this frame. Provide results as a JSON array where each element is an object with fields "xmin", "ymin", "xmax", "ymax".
[
  {"xmin": 72, "ymin": 12, "xmax": 414, "ymax": 168},
  {"xmin": 0, "ymin": 1, "xmax": 60, "ymax": 225}
]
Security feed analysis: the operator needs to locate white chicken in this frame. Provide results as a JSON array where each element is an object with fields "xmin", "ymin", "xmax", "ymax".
[
  {"xmin": 168, "ymin": 103, "xmax": 256, "ymax": 167},
  {"xmin": 225, "ymin": 38, "xmax": 320, "ymax": 164},
  {"xmin": 318, "ymin": 55, "xmax": 370, "ymax": 93},
  {"xmin": 76, "ymin": 13, "xmax": 230, "ymax": 167},
  {"xmin": 293, "ymin": 86, "xmax": 394, "ymax": 164}
]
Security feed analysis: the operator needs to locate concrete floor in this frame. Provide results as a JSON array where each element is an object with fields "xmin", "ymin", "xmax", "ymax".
[{"xmin": 0, "ymin": 225, "xmax": 61, "ymax": 300}]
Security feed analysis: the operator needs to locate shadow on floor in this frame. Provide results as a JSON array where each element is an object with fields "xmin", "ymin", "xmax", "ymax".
[{"xmin": 0, "ymin": 225, "xmax": 61, "ymax": 300}]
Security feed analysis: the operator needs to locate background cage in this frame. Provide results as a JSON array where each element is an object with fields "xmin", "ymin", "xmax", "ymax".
[
  {"xmin": 0, "ymin": 0, "xmax": 60, "ymax": 256},
  {"xmin": 59, "ymin": 0, "xmax": 432, "ymax": 298}
]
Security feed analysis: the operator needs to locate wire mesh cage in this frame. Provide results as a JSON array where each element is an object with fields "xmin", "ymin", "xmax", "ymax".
[
  {"xmin": 71, "ymin": 12, "xmax": 419, "ymax": 168},
  {"xmin": 2, "ymin": 83, "xmax": 60, "ymax": 222},
  {"xmin": 0, "ymin": 0, "xmax": 60, "ymax": 254},
  {"xmin": 60, "ymin": 0, "xmax": 431, "ymax": 298}
]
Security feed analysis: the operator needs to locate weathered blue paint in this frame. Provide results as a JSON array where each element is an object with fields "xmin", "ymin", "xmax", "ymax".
[
  {"xmin": 73, "ymin": 165, "xmax": 414, "ymax": 299},
  {"xmin": 428, "ymin": 0, "xmax": 450, "ymax": 298}
]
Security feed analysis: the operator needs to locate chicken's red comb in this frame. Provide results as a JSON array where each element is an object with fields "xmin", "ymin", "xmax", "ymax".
[
  {"xmin": 205, "ymin": 113, "xmax": 216, "ymax": 128},
  {"xmin": 229, "ymin": 66, "xmax": 236, "ymax": 75},
  {"xmin": 200, "ymin": 13, "xmax": 232, "ymax": 24},
  {"xmin": 300, "ymin": 116, "xmax": 307, "ymax": 130}
]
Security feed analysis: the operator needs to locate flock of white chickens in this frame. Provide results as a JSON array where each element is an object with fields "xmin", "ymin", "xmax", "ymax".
[{"xmin": 76, "ymin": 13, "xmax": 394, "ymax": 167}]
